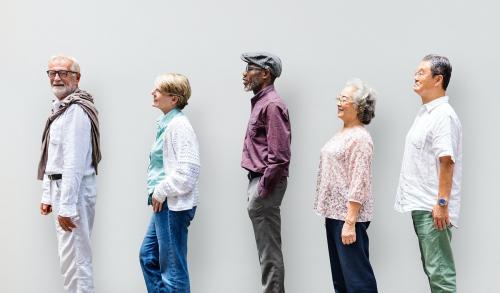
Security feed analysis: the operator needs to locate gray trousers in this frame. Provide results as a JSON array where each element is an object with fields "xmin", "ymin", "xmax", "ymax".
[{"xmin": 247, "ymin": 176, "xmax": 287, "ymax": 293}]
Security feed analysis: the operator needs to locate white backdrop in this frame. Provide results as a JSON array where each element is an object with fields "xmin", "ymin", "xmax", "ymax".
[{"xmin": 1, "ymin": 0, "xmax": 499, "ymax": 292}]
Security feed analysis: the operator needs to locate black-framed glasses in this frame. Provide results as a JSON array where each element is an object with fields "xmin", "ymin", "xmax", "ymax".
[{"xmin": 46, "ymin": 70, "xmax": 78, "ymax": 78}]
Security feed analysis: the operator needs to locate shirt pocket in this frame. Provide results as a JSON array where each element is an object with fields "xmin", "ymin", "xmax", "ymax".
[
  {"xmin": 410, "ymin": 128, "xmax": 427, "ymax": 150},
  {"xmin": 410, "ymin": 129, "xmax": 436, "ymax": 177},
  {"xmin": 249, "ymin": 119, "xmax": 265, "ymax": 138}
]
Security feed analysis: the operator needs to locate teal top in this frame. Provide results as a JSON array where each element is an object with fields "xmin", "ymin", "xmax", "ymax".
[{"xmin": 147, "ymin": 108, "xmax": 182, "ymax": 201}]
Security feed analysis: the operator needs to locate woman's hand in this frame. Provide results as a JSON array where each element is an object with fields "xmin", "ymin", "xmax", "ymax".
[
  {"xmin": 343, "ymin": 201, "xmax": 361, "ymax": 245},
  {"xmin": 341, "ymin": 221, "xmax": 356, "ymax": 245},
  {"xmin": 152, "ymin": 197, "xmax": 163, "ymax": 213}
]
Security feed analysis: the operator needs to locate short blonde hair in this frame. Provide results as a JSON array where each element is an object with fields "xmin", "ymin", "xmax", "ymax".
[
  {"xmin": 155, "ymin": 73, "xmax": 191, "ymax": 110},
  {"xmin": 48, "ymin": 55, "xmax": 81, "ymax": 73}
]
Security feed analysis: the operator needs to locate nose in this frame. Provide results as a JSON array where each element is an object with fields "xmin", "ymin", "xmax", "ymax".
[
  {"xmin": 53, "ymin": 73, "xmax": 62, "ymax": 81},
  {"xmin": 242, "ymin": 71, "xmax": 247, "ymax": 77}
]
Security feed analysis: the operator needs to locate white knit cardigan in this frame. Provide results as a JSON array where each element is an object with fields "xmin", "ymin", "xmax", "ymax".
[{"xmin": 152, "ymin": 114, "xmax": 200, "ymax": 211}]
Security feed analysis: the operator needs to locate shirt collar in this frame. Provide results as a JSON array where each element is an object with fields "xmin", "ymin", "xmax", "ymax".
[
  {"xmin": 157, "ymin": 108, "xmax": 181, "ymax": 129},
  {"xmin": 51, "ymin": 88, "xmax": 80, "ymax": 111},
  {"xmin": 423, "ymin": 96, "xmax": 449, "ymax": 113},
  {"xmin": 52, "ymin": 98, "xmax": 63, "ymax": 111},
  {"xmin": 251, "ymin": 84, "xmax": 275, "ymax": 105}
]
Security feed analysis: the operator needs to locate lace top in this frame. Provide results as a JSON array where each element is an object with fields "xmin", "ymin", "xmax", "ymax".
[{"xmin": 314, "ymin": 126, "xmax": 374, "ymax": 222}]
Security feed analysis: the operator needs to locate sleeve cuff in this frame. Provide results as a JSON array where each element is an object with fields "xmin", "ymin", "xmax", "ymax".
[
  {"xmin": 153, "ymin": 186, "xmax": 167, "ymax": 203},
  {"xmin": 348, "ymin": 198, "xmax": 363, "ymax": 204},
  {"xmin": 41, "ymin": 198, "xmax": 52, "ymax": 205},
  {"xmin": 58, "ymin": 204, "xmax": 77, "ymax": 217},
  {"xmin": 438, "ymin": 152, "xmax": 455, "ymax": 163}
]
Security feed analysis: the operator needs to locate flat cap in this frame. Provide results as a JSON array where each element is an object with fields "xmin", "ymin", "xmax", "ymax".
[{"xmin": 241, "ymin": 52, "xmax": 282, "ymax": 78}]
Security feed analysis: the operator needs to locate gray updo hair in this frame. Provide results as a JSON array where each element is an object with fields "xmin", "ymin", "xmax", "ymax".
[{"xmin": 345, "ymin": 78, "xmax": 377, "ymax": 125}]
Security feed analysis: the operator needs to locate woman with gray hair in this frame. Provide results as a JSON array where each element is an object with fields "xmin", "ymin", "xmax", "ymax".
[
  {"xmin": 314, "ymin": 78, "xmax": 378, "ymax": 292},
  {"xmin": 139, "ymin": 73, "xmax": 200, "ymax": 293}
]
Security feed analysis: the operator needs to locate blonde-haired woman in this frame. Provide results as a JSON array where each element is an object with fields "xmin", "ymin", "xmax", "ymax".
[
  {"xmin": 314, "ymin": 79, "xmax": 378, "ymax": 293},
  {"xmin": 139, "ymin": 73, "xmax": 200, "ymax": 293}
]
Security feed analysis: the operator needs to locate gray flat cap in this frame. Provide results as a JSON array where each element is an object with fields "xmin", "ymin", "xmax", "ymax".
[{"xmin": 241, "ymin": 52, "xmax": 282, "ymax": 78}]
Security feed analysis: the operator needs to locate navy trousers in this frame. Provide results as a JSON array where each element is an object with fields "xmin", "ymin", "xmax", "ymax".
[{"xmin": 325, "ymin": 218, "xmax": 378, "ymax": 293}]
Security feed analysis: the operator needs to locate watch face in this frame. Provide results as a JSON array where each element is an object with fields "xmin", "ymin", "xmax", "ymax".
[{"xmin": 438, "ymin": 198, "xmax": 447, "ymax": 206}]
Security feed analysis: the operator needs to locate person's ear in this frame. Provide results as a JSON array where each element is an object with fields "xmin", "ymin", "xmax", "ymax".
[
  {"xmin": 76, "ymin": 73, "xmax": 81, "ymax": 82},
  {"xmin": 262, "ymin": 68, "xmax": 272, "ymax": 80},
  {"xmin": 433, "ymin": 74, "xmax": 443, "ymax": 88},
  {"xmin": 172, "ymin": 95, "xmax": 179, "ymax": 106}
]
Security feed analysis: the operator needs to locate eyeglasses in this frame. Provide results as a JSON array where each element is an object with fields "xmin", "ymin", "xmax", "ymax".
[
  {"xmin": 46, "ymin": 70, "xmax": 78, "ymax": 78},
  {"xmin": 414, "ymin": 70, "xmax": 424, "ymax": 77},
  {"xmin": 336, "ymin": 95, "xmax": 354, "ymax": 104},
  {"xmin": 245, "ymin": 65, "xmax": 264, "ymax": 72}
]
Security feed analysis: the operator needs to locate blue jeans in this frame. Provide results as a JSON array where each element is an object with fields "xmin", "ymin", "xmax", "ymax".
[{"xmin": 139, "ymin": 203, "xmax": 196, "ymax": 293}]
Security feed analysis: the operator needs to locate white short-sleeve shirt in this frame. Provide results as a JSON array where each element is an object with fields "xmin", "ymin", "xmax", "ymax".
[{"xmin": 394, "ymin": 96, "xmax": 463, "ymax": 227}]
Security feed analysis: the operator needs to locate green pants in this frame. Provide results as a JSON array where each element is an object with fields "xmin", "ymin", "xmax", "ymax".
[{"xmin": 412, "ymin": 210, "xmax": 456, "ymax": 293}]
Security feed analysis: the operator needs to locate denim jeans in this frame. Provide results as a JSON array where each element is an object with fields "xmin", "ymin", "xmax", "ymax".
[{"xmin": 140, "ymin": 203, "xmax": 196, "ymax": 293}]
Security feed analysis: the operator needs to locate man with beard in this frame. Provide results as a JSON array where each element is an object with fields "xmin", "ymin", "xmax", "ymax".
[
  {"xmin": 241, "ymin": 52, "xmax": 291, "ymax": 293},
  {"xmin": 38, "ymin": 55, "xmax": 101, "ymax": 293}
]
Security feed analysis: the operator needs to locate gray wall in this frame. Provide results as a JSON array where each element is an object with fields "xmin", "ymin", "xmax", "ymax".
[{"xmin": 1, "ymin": 0, "xmax": 498, "ymax": 292}]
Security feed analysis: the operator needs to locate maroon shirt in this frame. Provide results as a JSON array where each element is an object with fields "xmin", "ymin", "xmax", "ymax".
[{"xmin": 241, "ymin": 85, "xmax": 291, "ymax": 197}]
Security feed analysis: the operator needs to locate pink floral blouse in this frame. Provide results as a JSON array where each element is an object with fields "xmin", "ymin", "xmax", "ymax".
[{"xmin": 314, "ymin": 126, "xmax": 374, "ymax": 222}]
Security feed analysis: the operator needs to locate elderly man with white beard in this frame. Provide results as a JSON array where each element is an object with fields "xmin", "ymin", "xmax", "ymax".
[
  {"xmin": 38, "ymin": 55, "xmax": 101, "ymax": 293},
  {"xmin": 241, "ymin": 52, "xmax": 291, "ymax": 293}
]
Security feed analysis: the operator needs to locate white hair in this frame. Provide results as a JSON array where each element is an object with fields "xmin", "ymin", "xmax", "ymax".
[
  {"xmin": 48, "ymin": 55, "xmax": 81, "ymax": 73},
  {"xmin": 344, "ymin": 78, "xmax": 377, "ymax": 125}
]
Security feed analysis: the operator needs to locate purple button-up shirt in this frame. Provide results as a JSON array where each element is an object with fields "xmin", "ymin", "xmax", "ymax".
[{"xmin": 241, "ymin": 85, "xmax": 291, "ymax": 198}]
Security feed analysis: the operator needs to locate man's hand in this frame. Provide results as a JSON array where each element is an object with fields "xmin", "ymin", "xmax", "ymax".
[
  {"xmin": 40, "ymin": 203, "xmax": 52, "ymax": 215},
  {"xmin": 152, "ymin": 197, "xmax": 163, "ymax": 213},
  {"xmin": 58, "ymin": 216, "xmax": 77, "ymax": 232},
  {"xmin": 432, "ymin": 204, "xmax": 450, "ymax": 231},
  {"xmin": 341, "ymin": 221, "xmax": 356, "ymax": 245}
]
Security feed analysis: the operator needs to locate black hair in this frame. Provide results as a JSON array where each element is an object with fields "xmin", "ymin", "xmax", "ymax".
[{"xmin": 423, "ymin": 54, "xmax": 452, "ymax": 90}]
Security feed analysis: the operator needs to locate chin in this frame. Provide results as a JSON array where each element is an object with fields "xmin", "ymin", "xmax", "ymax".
[{"xmin": 52, "ymin": 87, "xmax": 70, "ymax": 99}]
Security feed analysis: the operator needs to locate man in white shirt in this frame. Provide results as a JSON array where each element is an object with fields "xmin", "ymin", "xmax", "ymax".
[
  {"xmin": 38, "ymin": 55, "xmax": 101, "ymax": 293},
  {"xmin": 395, "ymin": 54, "xmax": 462, "ymax": 293}
]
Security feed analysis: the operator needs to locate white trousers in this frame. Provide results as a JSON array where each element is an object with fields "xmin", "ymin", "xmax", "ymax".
[{"xmin": 50, "ymin": 175, "xmax": 97, "ymax": 293}]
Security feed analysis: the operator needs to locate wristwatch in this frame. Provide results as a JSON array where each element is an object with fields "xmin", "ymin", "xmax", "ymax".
[{"xmin": 437, "ymin": 197, "xmax": 448, "ymax": 207}]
